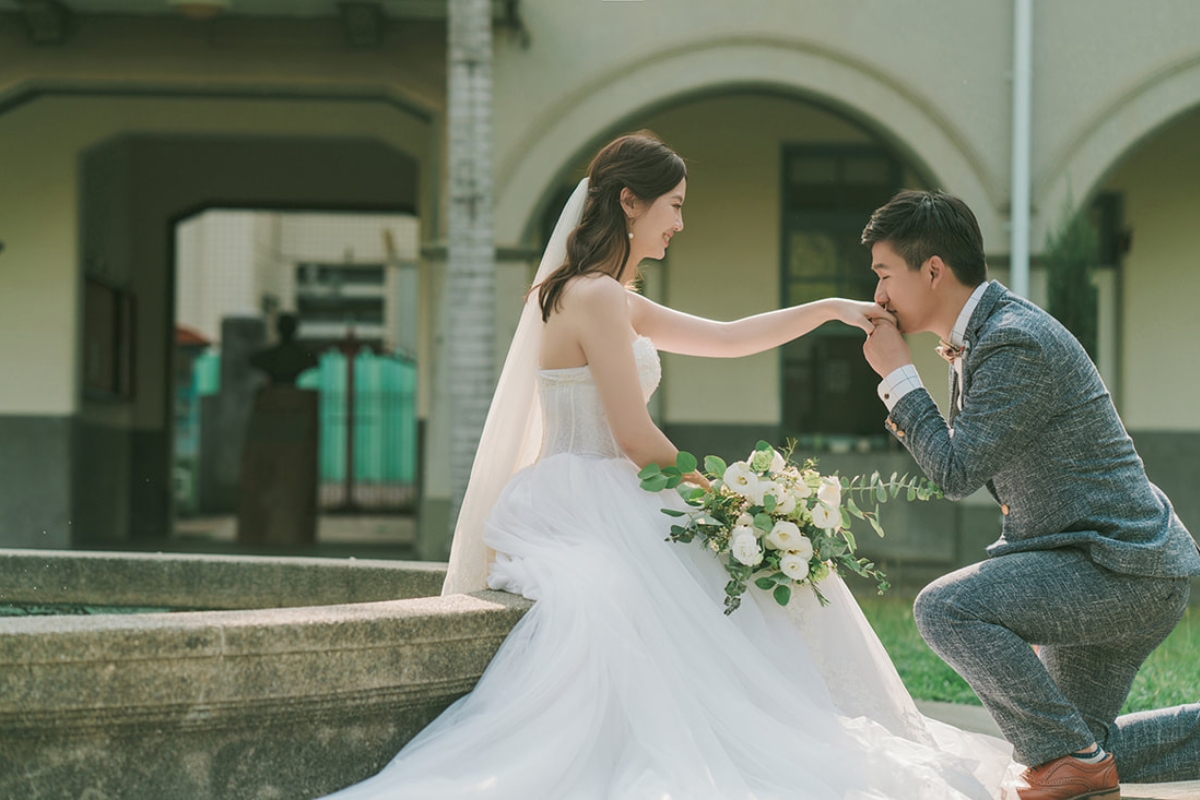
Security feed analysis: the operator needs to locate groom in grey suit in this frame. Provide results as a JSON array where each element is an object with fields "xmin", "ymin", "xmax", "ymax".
[{"xmin": 859, "ymin": 190, "xmax": 1200, "ymax": 800}]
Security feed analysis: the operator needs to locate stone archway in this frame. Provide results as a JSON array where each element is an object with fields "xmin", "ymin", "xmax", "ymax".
[
  {"xmin": 494, "ymin": 36, "xmax": 1001, "ymax": 248},
  {"xmin": 77, "ymin": 133, "xmax": 422, "ymax": 544},
  {"xmin": 1036, "ymin": 53, "xmax": 1200, "ymax": 239}
]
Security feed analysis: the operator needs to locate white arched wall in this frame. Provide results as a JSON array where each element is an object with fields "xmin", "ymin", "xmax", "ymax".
[
  {"xmin": 0, "ymin": 85, "xmax": 437, "ymax": 416},
  {"xmin": 494, "ymin": 37, "xmax": 1002, "ymax": 249},
  {"xmin": 1036, "ymin": 53, "xmax": 1200, "ymax": 240}
]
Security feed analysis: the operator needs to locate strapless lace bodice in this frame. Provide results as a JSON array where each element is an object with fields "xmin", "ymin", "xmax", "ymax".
[{"xmin": 538, "ymin": 336, "xmax": 661, "ymax": 459}]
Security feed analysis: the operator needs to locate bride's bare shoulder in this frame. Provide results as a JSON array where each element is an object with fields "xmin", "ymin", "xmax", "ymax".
[{"xmin": 559, "ymin": 274, "xmax": 628, "ymax": 315}]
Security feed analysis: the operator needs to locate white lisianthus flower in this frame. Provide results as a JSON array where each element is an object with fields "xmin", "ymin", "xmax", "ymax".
[
  {"xmin": 811, "ymin": 502, "xmax": 839, "ymax": 530},
  {"xmin": 749, "ymin": 480, "xmax": 784, "ymax": 508},
  {"xmin": 772, "ymin": 491, "xmax": 797, "ymax": 515},
  {"xmin": 771, "ymin": 449, "xmax": 787, "ymax": 473},
  {"xmin": 731, "ymin": 533, "xmax": 764, "ymax": 566},
  {"xmin": 788, "ymin": 535, "xmax": 814, "ymax": 562},
  {"xmin": 766, "ymin": 520, "xmax": 802, "ymax": 551},
  {"xmin": 729, "ymin": 524, "xmax": 756, "ymax": 541},
  {"xmin": 791, "ymin": 481, "xmax": 813, "ymax": 500},
  {"xmin": 735, "ymin": 513, "xmax": 754, "ymax": 527},
  {"xmin": 818, "ymin": 476, "xmax": 842, "ymax": 508},
  {"xmin": 723, "ymin": 462, "xmax": 761, "ymax": 499},
  {"xmin": 779, "ymin": 552, "xmax": 810, "ymax": 581}
]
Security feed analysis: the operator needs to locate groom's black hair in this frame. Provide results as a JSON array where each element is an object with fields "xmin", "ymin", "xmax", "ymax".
[{"xmin": 860, "ymin": 190, "xmax": 987, "ymax": 287}]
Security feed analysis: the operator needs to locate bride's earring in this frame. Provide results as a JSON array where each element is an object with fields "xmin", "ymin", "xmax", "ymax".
[{"xmin": 627, "ymin": 231, "xmax": 634, "ymax": 240}]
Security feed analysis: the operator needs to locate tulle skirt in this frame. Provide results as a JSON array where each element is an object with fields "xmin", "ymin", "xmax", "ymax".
[{"xmin": 322, "ymin": 454, "xmax": 1015, "ymax": 799}]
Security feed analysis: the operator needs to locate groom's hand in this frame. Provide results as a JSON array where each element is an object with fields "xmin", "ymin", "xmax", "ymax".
[{"xmin": 863, "ymin": 318, "xmax": 913, "ymax": 378}]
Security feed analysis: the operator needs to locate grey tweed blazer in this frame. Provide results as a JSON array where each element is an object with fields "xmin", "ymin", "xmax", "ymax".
[{"xmin": 887, "ymin": 280, "xmax": 1200, "ymax": 578}]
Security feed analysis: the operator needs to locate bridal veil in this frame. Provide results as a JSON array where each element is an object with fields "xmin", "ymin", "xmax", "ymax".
[{"xmin": 441, "ymin": 177, "xmax": 590, "ymax": 595}]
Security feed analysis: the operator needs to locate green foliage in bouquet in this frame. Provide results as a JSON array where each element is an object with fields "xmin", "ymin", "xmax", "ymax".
[{"xmin": 638, "ymin": 441, "xmax": 943, "ymax": 615}]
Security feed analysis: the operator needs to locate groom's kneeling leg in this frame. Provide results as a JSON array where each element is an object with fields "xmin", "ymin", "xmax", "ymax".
[
  {"xmin": 1107, "ymin": 703, "xmax": 1200, "ymax": 783},
  {"xmin": 913, "ymin": 563, "xmax": 1096, "ymax": 767}
]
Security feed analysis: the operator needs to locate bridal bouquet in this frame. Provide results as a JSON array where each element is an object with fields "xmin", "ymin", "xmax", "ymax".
[{"xmin": 638, "ymin": 441, "xmax": 942, "ymax": 615}]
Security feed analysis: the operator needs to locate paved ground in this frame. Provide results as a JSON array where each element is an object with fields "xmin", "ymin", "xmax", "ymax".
[{"xmin": 919, "ymin": 701, "xmax": 1200, "ymax": 799}]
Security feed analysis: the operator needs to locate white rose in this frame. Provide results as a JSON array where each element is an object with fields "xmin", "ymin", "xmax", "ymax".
[
  {"xmin": 731, "ymin": 533, "xmax": 764, "ymax": 566},
  {"xmin": 817, "ymin": 477, "xmax": 842, "ymax": 508},
  {"xmin": 735, "ymin": 513, "xmax": 754, "ymax": 527},
  {"xmin": 779, "ymin": 552, "xmax": 810, "ymax": 582},
  {"xmin": 788, "ymin": 536, "xmax": 814, "ymax": 562},
  {"xmin": 723, "ymin": 462, "xmax": 761, "ymax": 498},
  {"xmin": 811, "ymin": 502, "xmax": 839, "ymax": 529},
  {"xmin": 766, "ymin": 520, "xmax": 802, "ymax": 551}
]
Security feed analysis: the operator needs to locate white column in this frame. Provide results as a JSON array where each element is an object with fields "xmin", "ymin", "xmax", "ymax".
[{"xmin": 442, "ymin": 0, "xmax": 496, "ymax": 557}]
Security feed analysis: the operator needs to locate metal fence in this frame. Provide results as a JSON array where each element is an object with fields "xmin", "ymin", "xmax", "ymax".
[
  {"xmin": 184, "ymin": 348, "xmax": 417, "ymax": 513},
  {"xmin": 299, "ymin": 349, "xmax": 417, "ymax": 512}
]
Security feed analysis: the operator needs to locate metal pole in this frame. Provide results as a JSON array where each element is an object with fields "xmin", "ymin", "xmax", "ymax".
[
  {"xmin": 1010, "ymin": 0, "xmax": 1033, "ymax": 298},
  {"xmin": 343, "ymin": 330, "xmax": 357, "ymax": 510}
]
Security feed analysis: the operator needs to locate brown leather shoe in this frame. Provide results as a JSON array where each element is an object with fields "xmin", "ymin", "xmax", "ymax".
[{"xmin": 1015, "ymin": 752, "xmax": 1120, "ymax": 800}]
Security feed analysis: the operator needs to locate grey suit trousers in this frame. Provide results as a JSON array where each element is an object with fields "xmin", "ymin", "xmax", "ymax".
[{"xmin": 914, "ymin": 548, "xmax": 1199, "ymax": 781}]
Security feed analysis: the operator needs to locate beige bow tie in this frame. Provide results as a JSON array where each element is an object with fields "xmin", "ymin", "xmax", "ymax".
[{"xmin": 936, "ymin": 340, "xmax": 966, "ymax": 364}]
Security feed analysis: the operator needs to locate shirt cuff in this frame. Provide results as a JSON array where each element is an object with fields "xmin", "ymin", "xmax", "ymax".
[{"xmin": 877, "ymin": 365, "xmax": 923, "ymax": 412}]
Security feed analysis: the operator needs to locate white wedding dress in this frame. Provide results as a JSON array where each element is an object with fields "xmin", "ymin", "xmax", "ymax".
[{"xmin": 323, "ymin": 334, "xmax": 1016, "ymax": 800}]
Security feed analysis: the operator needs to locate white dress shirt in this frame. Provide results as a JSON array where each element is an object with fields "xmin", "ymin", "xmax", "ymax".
[{"xmin": 877, "ymin": 281, "xmax": 989, "ymax": 412}]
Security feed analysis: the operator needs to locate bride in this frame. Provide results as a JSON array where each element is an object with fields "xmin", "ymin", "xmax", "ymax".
[{"xmin": 321, "ymin": 132, "xmax": 1016, "ymax": 799}]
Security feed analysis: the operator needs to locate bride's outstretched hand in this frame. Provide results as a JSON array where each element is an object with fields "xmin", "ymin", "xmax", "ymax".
[{"xmin": 832, "ymin": 299, "xmax": 894, "ymax": 334}]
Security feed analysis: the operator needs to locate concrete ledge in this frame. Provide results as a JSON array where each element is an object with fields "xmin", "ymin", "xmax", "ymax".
[
  {"xmin": 0, "ymin": 547, "xmax": 446, "ymax": 609},
  {"xmin": 0, "ymin": 548, "xmax": 533, "ymax": 799}
]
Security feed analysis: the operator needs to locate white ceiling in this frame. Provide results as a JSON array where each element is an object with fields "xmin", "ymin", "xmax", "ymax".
[{"xmin": 0, "ymin": 0, "xmax": 460, "ymax": 19}]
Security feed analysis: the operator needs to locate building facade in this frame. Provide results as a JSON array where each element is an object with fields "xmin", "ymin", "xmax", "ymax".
[{"xmin": 1, "ymin": 1, "xmax": 1198, "ymax": 569}]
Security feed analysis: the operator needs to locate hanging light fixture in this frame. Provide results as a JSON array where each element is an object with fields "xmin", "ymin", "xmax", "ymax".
[{"xmin": 167, "ymin": 0, "xmax": 231, "ymax": 21}]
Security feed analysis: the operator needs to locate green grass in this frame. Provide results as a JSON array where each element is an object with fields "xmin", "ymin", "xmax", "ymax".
[{"xmin": 857, "ymin": 593, "xmax": 1200, "ymax": 714}]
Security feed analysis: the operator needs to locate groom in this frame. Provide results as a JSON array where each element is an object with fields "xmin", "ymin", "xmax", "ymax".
[{"xmin": 859, "ymin": 190, "xmax": 1200, "ymax": 800}]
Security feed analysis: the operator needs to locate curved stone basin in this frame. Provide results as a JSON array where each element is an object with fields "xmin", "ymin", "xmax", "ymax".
[{"xmin": 0, "ymin": 548, "xmax": 531, "ymax": 800}]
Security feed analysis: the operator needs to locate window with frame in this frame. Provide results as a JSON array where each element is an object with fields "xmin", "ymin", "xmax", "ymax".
[{"xmin": 779, "ymin": 145, "xmax": 906, "ymax": 447}]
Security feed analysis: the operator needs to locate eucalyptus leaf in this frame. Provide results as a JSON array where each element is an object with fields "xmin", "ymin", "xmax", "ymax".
[
  {"xmin": 705, "ymin": 455, "xmax": 728, "ymax": 476},
  {"xmin": 661, "ymin": 508, "xmax": 686, "ymax": 517},
  {"xmin": 842, "ymin": 529, "xmax": 857, "ymax": 552},
  {"xmin": 675, "ymin": 451, "xmax": 698, "ymax": 474},
  {"xmin": 773, "ymin": 584, "xmax": 792, "ymax": 607},
  {"xmin": 846, "ymin": 496, "xmax": 864, "ymax": 519},
  {"xmin": 753, "ymin": 513, "xmax": 773, "ymax": 531},
  {"xmin": 754, "ymin": 577, "xmax": 775, "ymax": 590},
  {"xmin": 643, "ymin": 474, "xmax": 670, "ymax": 492},
  {"xmin": 637, "ymin": 463, "xmax": 661, "ymax": 480}
]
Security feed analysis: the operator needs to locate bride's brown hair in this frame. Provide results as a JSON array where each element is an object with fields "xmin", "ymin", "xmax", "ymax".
[{"xmin": 536, "ymin": 131, "xmax": 687, "ymax": 322}]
